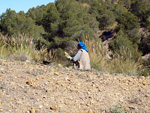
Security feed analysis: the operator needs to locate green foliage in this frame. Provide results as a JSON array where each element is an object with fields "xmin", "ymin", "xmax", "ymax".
[
  {"xmin": 113, "ymin": 4, "xmax": 128, "ymax": 16},
  {"xmin": 54, "ymin": 48, "xmax": 64, "ymax": 58},
  {"xmin": 139, "ymin": 36, "xmax": 150, "ymax": 55},
  {"xmin": 42, "ymin": 3, "xmax": 60, "ymax": 34},
  {"xmin": 110, "ymin": 30, "xmax": 133, "ymax": 52},
  {"xmin": 140, "ymin": 57, "xmax": 150, "ymax": 77},
  {"xmin": 84, "ymin": 14, "xmax": 99, "ymax": 34},
  {"xmin": 106, "ymin": 105, "xmax": 130, "ymax": 113},
  {"xmin": 26, "ymin": 4, "xmax": 50, "ymax": 25},
  {"xmin": 119, "ymin": 0, "xmax": 131, "ymax": 9},
  {"xmin": 40, "ymin": 3, "xmax": 60, "ymax": 49},
  {"xmin": 90, "ymin": 3, "xmax": 116, "ymax": 29},
  {"xmin": 76, "ymin": 0, "xmax": 103, "ymax": 4},
  {"xmin": 143, "ymin": 57, "xmax": 150, "ymax": 66},
  {"xmin": 56, "ymin": 0, "xmax": 95, "ymax": 39},
  {"xmin": 131, "ymin": 0, "xmax": 150, "ymax": 23},
  {"xmin": 140, "ymin": 68, "xmax": 150, "ymax": 77},
  {"xmin": 53, "ymin": 37, "xmax": 73, "ymax": 49},
  {"xmin": 90, "ymin": 1, "xmax": 101, "ymax": 16},
  {"xmin": 110, "ymin": 30, "xmax": 141, "ymax": 62},
  {"xmin": 0, "ymin": 9, "xmax": 16, "ymax": 35},
  {"xmin": 39, "ymin": 0, "xmax": 97, "ymax": 50},
  {"xmin": 54, "ymin": 48, "xmax": 67, "ymax": 63},
  {"xmin": 144, "ymin": 16, "xmax": 150, "ymax": 30},
  {"xmin": 0, "ymin": 9, "xmax": 44, "ymax": 37},
  {"xmin": 116, "ymin": 11, "xmax": 140, "ymax": 30},
  {"xmin": 116, "ymin": 11, "xmax": 141, "ymax": 45},
  {"xmin": 97, "ymin": 10, "xmax": 115, "ymax": 29},
  {"xmin": 126, "ymin": 28, "xmax": 141, "ymax": 43}
]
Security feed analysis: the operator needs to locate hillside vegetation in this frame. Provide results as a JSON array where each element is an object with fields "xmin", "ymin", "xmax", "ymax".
[{"xmin": 0, "ymin": 0, "xmax": 150, "ymax": 76}]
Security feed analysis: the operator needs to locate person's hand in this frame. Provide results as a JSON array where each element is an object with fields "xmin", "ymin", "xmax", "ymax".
[
  {"xmin": 64, "ymin": 51, "xmax": 71, "ymax": 59},
  {"xmin": 64, "ymin": 51, "xmax": 69, "ymax": 56}
]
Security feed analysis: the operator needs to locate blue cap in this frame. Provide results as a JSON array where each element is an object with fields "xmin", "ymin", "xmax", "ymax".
[{"xmin": 78, "ymin": 42, "xmax": 88, "ymax": 52}]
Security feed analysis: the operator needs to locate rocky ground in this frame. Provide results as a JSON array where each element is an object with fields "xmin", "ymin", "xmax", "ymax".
[{"xmin": 0, "ymin": 58, "xmax": 150, "ymax": 113}]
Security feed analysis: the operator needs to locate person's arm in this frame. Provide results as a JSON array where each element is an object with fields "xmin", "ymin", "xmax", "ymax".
[{"xmin": 70, "ymin": 50, "xmax": 83, "ymax": 62}]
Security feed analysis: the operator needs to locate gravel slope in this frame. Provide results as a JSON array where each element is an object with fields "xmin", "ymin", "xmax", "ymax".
[{"xmin": 0, "ymin": 59, "xmax": 150, "ymax": 113}]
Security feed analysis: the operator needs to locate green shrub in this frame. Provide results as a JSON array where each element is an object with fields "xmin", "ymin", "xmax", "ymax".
[
  {"xmin": 139, "ymin": 36, "xmax": 150, "ymax": 55},
  {"xmin": 106, "ymin": 105, "xmax": 130, "ymax": 113},
  {"xmin": 110, "ymin": 30, "xmax": 133, "ymax": 53},
  {"xmin": 127, "ymin": 28, "xmax": 142, "ymax": 44},
  {"xmin": 139, "ymin": 57, "xmax": 150, "ymax": 77},
  {"xmin": 113, "ymin": 4, "xmax": 128, "ymax": 16},
  {"xmin": 140, "ymin": 68, "xmax": 150, "ymax": 77},
  {"xmin": 131, "ymin": 0, "xmax": 150, "ymax": 23},
  {"xmin": 0, "ymin": 9, "xmax": 45, "ymax": 37},
  {"xmin": 54, "ymin": 48, "xmax": 68, "ymax": 64},
  {"xmin": 116, "ymin": 11, "xmax": 140, "ymax": 30}
]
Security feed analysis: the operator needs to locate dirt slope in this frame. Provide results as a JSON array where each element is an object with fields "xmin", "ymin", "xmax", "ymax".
[{"xmin": 0, "ymin": 59, "xmax": 150, "ymax": 113}]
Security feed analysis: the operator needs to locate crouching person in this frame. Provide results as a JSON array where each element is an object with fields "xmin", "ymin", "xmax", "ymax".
[{"xmin": 65, "ymin": 42, "xmax": 91, "ymax": 70}]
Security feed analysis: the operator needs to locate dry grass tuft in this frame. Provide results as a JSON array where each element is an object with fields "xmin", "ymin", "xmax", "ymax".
[{"xmin": 0, "ymin": 34, "xmax": 47, "ymax": 62}]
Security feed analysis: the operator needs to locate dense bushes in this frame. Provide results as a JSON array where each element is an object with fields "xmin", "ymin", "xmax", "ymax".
[
  {"xmin": 0, "ymin": 9, "xmax": 45, "ymax": 37},
  {"xmin": 139, "ymin": 36, "xmax": 150, "ymax": 55}
]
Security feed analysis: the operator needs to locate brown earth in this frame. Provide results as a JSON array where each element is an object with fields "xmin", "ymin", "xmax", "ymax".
[{"xmin": 0, "ymin": 59, "xmax": 150, "ymax": 113}]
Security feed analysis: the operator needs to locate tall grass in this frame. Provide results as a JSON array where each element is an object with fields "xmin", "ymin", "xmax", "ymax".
[
  {"xmin": 0, "ymin": 34, "xmax": 142, "ymax": 75},
  {"xmin": 84, "ymin": 36, "xmax": 109, "ymax": 71},
  {"xmin": 83, "ymin": 36, "xmax": 140, "ymax": 75},
  {"xmin": 110, "ymin": 47, "xmax": 140, "ymax": 75},
  {"xmin": 0, "ymin": 34, "xmax": 49, "ymax": 62}
]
